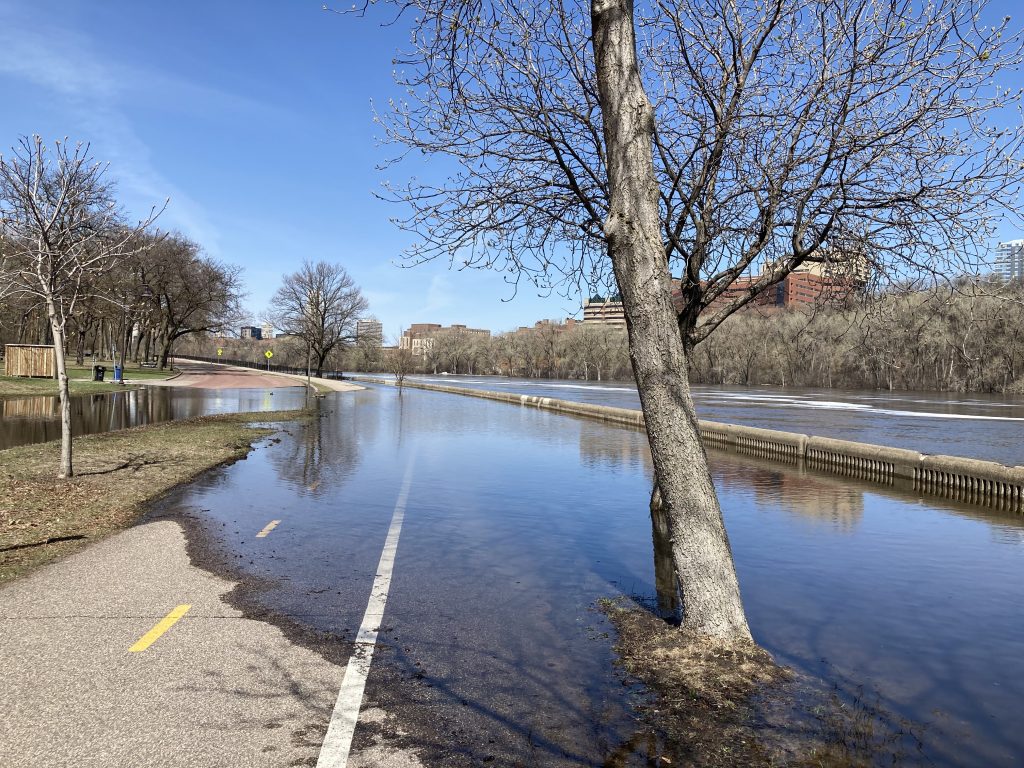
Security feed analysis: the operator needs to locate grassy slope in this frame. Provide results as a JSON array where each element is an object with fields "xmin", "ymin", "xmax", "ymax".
[{"xmin": 0, "ymin": 409, "xmax": 307, "ymax": 586}]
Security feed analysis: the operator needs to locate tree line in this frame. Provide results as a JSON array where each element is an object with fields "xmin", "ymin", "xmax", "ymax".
[
  {"xmin": 0, "ymin": 136, "xmax": 243, "ymax": 477},
  {"xmin": 345, "ymin": 283, "xmax": 1024, "ymax": 395},
  {"xmin": 689, "ymin": 283, "xmax": 1024, "ymax": 394}
]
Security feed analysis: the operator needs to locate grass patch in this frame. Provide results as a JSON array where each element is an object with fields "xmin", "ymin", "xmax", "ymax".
[
  {"xmin": 0, "ymin": 362, "xmax": 173, "ymax": 399},
  {"xmin": 0, "ymin": 409, "xmax": 308, "ymax": 586}
]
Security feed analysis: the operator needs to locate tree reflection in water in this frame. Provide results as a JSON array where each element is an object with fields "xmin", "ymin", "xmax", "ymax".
[{"xmin": 267, "ymin": 395, "xmax": 370, "ymax": 497}]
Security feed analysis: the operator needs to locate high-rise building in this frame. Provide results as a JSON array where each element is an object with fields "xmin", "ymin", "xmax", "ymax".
[
  {"xmin": 995, "ymin": 240, "xmax": 1024, "ymax": 281},
  {"xmin": 356, "ymin": 318, "xmax": 383, "ymax": 347},
  {"xmin": 240, "ymin": 326, "xmax": 262, "ymax": 340},
  {"xmin": 582, "ymin": 295, "xmax": 626, "ymax": 326}
]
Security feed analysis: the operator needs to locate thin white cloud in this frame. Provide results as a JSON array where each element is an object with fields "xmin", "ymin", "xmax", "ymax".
[
  {"xmin": 0, "ymin": 8, "xmax": 283, "ymax": 253},
  {"xmin": 421, "ymin": 274, "xmax": 453, "ymax": 314}
]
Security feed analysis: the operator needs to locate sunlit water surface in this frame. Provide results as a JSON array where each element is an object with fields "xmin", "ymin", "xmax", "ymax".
[
  {"xmin": 162, "ymin": 385, "xmax": 1024, "ymax": 766},
  {"xmin": 0, "ymin": 387, "xmax": 308, "ymax": 450},
  {"xmin": 354, "ymin": 374, "xmax": 1024, "ymax": 465}
]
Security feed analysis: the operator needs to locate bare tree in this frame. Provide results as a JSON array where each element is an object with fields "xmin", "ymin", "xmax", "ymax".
[
  {"xmin": 355, "ymin": 0, "xmax": 1024, "ymax": 643},
  {"xmin": 0, "ymin": 136, "xmax": 157, "ymax": 478},
  {"xmin": 268, "ymin": 261, "xmax": 367, "ymax": 377},
  {"xmin": 388, "ymin": 331, "xmax": 417, "ymax": 387},
  {"xmin": 139, "ymin": 232, "xmax": 244, "ymax": 369}
]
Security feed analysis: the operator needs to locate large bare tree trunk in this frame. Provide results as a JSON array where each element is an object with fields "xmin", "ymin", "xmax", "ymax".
[
  {"xmin": 592, "ymin": 0, "xmax": 751, "ymax": 642},
  {"xmin": 45, "ymin": 300, "xmax": 73, "ymax": 479}
]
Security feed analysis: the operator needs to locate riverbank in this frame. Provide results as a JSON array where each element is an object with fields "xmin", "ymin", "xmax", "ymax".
[{"xmin": 0, "ymin": 409, "xmax": 308, "ymax": 586}]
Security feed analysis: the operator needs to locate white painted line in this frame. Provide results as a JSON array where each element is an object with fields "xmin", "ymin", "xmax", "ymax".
[{"xmin": 316, "ymin": 456, "xmax": 416, "ymax": 768}]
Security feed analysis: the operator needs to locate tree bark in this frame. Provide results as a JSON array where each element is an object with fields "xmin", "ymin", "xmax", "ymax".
[
  {"xmin": 45, "ymin": 299, "xmax": 73, "ymax": 479},
  {"xmin": 592, "ymin": 0, "xmax": 751, "ymax": 641}
]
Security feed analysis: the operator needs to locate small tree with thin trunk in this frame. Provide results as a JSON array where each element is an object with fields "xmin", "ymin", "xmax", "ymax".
[
  {"xmin": 348, "ymin": 0, "xmax": 1024, "ymax": 644},
  {"xmin": 0, "ymin": 136, "xmax": 156, "ymax": 478},
  {"xmin": 269, "ymin": 261, "xmax": 368, "ymax": 377},
  {"xmin": 388, "ymin": 331, "xmax": 416, "ymax": 387}
]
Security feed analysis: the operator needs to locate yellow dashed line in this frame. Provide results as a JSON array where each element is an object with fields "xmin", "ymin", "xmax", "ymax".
[
  {"xmin": 256, "ymin": 519, "xmax": 281, "ymax": 538},
  {"xmin": 129, "ymin": 604, "xmax": 191, "ymax": 652}
]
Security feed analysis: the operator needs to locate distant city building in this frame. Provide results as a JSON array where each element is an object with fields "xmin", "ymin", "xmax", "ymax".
[
  {"xmin": 995, "ymin": 240, "xmax": 1024, "ymax": 281},
  {"xmin": 240, "ymin": 326, "xmax": 262, "ymax": 340},
  {"xmin": 399, "ymin": 323, "xmax": 490, "ymax": 357},
  {"xmin": 582, "ymin": 295, "xmax": 626, "ymax": 327},
  {"xmin": 261, "ymin": 322, "xmax": 274, "ymax": 340},
  {"xmin": 690, "ymin": 250, "xmax": 870, "ymax": 313},
  {"xmin": 356, "ymin": 318, "xmax": 384, "ymax": 347}
]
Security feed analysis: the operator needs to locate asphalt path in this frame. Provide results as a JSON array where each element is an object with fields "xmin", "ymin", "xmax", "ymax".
[
  {"xmin": 0, "ymin": 379, "xmax": 654, "ymax": 767},
  {"xmin": 0, "ymin": 368, "xmax": 376, "ymax": 767},
  {"xmin": 152, "ymin": 359, "xmax": 304, "ymax": 390},
  {"xmin": 0, "ymin": 519, "xmax": 342, "ymax": 767},
  {"xmin": 150, "ymin": 359, "xmax": 363, "ymax": 393}
]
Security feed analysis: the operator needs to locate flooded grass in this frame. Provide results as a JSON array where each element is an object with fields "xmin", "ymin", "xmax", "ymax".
[
  {"xmin": 602, "ymin": 599, "xmax": 786, "ymax": 766},
  {"xmin": 603, "ymin": 600, "xmax": 928, "ymax": 767},
  {"xmin": 0, "ymin": 409, "xmax": 308, "ymax": 586}
]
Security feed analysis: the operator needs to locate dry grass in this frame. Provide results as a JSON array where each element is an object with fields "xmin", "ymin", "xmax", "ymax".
[
  {"xmin": 603, "ymin": 600, "xmax": 925, "ymax": 767},
  {"xmin": 603, "ymin": 599, "xmax": 787, "ymax": 766},
  {"xmin": 0, "ymin": 409, "xmax": 308, "ymax": 585}
]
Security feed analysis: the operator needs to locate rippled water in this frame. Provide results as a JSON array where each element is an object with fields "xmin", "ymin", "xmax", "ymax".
[
  {"xmin": 0, "ymin": 387, "xmax": 308, "ymax": 450},
  {"xmin": 356, "ymin": 374, "xmax": 1024, "ymax": 465},
  {"xmin": 162, "ymin": 385, "xmax": 1024, "ymax": 765}
]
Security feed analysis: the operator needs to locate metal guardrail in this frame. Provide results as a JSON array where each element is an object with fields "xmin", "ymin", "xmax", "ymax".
[{"xmin": 347, "ymin": 374, "xmax": 1024, "ymax": 512}]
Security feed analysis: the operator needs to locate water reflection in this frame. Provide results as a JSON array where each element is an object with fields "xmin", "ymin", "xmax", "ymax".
[
  {"xmin": 145, "ymin": 385, "xmax": 1024, "ymax": 766},
  {"xmin": 267, "ymin": 395, "xmax": 372, "ymax": 497},
  {"xmin": 649, "ymin": 501, "xmax": 680, "ymax": 621},
  {"xmin": 364, "ymin": 375, "xmax": 1024, "ymax": 465},
  {"xmin": 578, "ymin": 426, "xmax": 653, "ymax": 472},
  {"xmin": 714, "ymin": 453, "xmax": 866, "ymax": 532},
  {"xmin": 0, "ymin": 387, "xmax": 308, "ymax": 450}
]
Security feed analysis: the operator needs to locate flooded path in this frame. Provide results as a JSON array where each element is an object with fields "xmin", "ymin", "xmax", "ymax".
[{"xmin": 162, "ymin": 383, "xmax": 1023, "ymax": 766}]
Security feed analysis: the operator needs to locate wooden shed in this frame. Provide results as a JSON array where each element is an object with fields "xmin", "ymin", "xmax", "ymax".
[{"xmin": 4, "ymin": 344, "xmax": 57, "ymax": 378}]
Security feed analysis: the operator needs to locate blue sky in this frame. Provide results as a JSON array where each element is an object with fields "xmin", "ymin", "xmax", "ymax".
[
  {"xmin": 1, "ymin": 1, "xmax": 1022, "ymax": 337},
  {"xmin": 0, "ymin": 0, "xmax": 581, "ymax": 337}
]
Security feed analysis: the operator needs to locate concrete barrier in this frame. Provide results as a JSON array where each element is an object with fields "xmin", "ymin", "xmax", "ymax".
[{"xmin": 347, "ymin": 375, "xmax": 1024, "ymax": 512}]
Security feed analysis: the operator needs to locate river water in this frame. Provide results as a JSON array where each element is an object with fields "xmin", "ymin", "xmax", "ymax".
[
  {"xmin": 355, "ymin": 374, "xmax": 1024, "ymax": 466},
  {"xmin": 157, "ymin": 384, "xmax": 1024, "ymax": 766}
]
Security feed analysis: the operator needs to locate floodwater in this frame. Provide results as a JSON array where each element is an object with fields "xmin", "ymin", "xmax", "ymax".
[
  {"xmin": 0, "ymin": 387, "xmax": 308, "ymax": 450},
  {"xmin": 159, "ymin": 383, "xmax": 1024, "ymax": 766},
  {"xmin": 358, "ymin": 374, "xmax": 1024, "ymax": 466}
]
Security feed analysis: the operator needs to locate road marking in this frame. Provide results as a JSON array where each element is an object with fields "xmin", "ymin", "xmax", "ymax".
[
  {"xmin": 256, "ymin": 519, "xmax": 282, "ymax": 538},
  {"xmin": 128, "ymin": 604, "xmax": 191, "ymax": 652},
  {"xmin": 316, "ymin": 456, "xmax": 416, "ymax": 768}
]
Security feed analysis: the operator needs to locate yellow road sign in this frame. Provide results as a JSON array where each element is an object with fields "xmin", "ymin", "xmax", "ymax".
[
  {"xmin": 264, "ymin": 350, "xmax": 273, "ymax": 359},
  {"xmin": 217, "ymin": 348, "xmax": 223, "ymax": 356}
]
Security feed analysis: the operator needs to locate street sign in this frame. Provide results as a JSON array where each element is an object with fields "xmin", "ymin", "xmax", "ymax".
[
  {"xmin": 217, "ymin": 348, "xmax": 223, "ymax": 357},
  {"xmin": 264, "ymin": 350, "xmax": 273, "ymax": 359}
]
